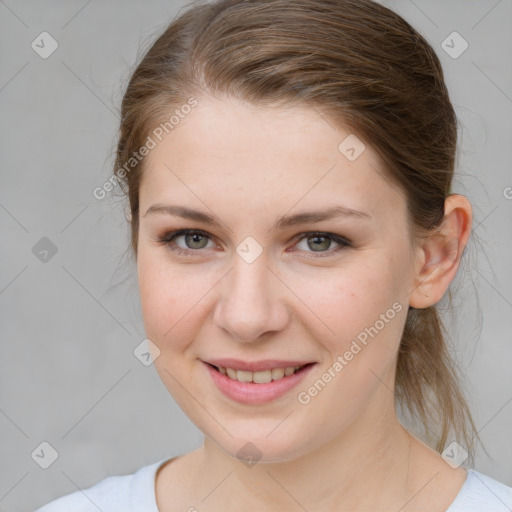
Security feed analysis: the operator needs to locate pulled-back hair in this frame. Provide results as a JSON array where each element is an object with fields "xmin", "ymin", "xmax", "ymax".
[{"xmin": 113, "ymin": 0, "xmax": 478, "ymax": 458}]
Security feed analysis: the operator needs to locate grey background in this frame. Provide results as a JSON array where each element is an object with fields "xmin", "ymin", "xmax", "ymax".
[{"xmin": 0, "ymin": 0, "xmax": 511, "ymax": 510}]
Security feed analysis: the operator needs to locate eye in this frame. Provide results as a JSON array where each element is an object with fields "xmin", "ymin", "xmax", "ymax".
[
  {"xmin": 292, "ymin": 232, "xmax": 351, "ymax": 257},
  {"xmin": 157, "ymin": 229, "xmax": 216, "ymax": 255}
]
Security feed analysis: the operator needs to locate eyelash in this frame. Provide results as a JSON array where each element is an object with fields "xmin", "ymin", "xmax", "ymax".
[{"xmin": 156, "ymin": 229, "xmax": 351, "ymax": 258}]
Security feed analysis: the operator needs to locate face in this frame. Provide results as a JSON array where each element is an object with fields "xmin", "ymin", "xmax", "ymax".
[{"xmin": 137, "ymin": 95, "xmax": 417, "ymax": 463}]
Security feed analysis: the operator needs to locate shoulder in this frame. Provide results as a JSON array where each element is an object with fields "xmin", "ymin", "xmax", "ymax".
[
  {"xmin": 447, "ymin": 469, "xmax": 512, "ymax": 512},
  {"xmin": 34, "ymin": 457, "xmax": 169, "ymax": 512}
]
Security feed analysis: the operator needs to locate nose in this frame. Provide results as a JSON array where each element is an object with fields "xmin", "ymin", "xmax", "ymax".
[{"xmin": 213, "ymin": 255, "xmax": 290, "ymax": 343}]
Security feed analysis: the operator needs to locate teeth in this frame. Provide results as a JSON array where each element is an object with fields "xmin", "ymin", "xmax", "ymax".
[
  {"xmin": 271, "ymin": 368, "xmax": 285, "ymax": 380},
  {"xmin": 216, "ymin": 365, "xmax": 305, "ymax": 383},
  {"xmin": 236, "ymin": 370, "xmax": 253, "ymax": 383}
]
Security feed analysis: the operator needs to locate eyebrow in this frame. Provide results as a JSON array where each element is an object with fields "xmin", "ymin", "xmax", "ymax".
[{"xmin": 143, "ymin": 203, "xmax": 371, "ymax": 231}]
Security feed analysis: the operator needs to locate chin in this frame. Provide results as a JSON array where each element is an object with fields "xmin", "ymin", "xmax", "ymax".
[{"xmin": 211, "ymin": 431, "xmax": 314, "ymax": 466}]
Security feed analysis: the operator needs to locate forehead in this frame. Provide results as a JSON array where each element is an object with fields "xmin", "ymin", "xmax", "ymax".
[{"xmin": 140, "ymin": 96, "xmax": 405, "ymax": 226}]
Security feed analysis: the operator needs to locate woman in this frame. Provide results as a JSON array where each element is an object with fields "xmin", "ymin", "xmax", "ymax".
[{"xmin": 36, "ymin": 0, "xmax": 512, "ymax": 510}]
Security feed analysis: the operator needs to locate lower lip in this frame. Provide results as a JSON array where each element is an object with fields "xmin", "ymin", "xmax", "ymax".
[{"xmin": 203, "ymin": 362, "xmax": 316, "ymax": 405}]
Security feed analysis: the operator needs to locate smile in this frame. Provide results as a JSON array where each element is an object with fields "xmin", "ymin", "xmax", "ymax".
[
  {"xmin": 212, "ymin": 364, "xmax": 307, "ymax": 383},
  {"xmin": 202, "ymin": 361, "xmax": 317, "ymax": 405}
]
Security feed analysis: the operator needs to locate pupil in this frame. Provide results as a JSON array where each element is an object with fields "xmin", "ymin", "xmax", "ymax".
[
  {"xmin": 187, "ymin": 233, "xmax": 207, "ymax": 249},
  {"xmin": 310, "ymin": 236, "xmax": 329, "ymax": 252}
]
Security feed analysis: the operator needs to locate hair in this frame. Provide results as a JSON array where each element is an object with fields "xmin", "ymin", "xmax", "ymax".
[{"xmin": 113, "ymin": 0, "xmax": 479, "ymax": 459}]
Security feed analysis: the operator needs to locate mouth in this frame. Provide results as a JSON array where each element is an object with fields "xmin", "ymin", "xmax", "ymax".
[
  {"xmin": 205, "ymin": 362, "xmax": 315, "ymax": 384},
  {"xmin": 202, "ymin": 361, "xmax": 317, "ymax": 405}
]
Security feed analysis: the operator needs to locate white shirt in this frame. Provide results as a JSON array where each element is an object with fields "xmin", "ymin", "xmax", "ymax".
[{"xmin": 35, "ymin": 457, "xmax": 512, "ymax": 511}]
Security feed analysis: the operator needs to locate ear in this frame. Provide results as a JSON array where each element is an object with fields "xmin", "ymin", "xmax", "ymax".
[{"xmin": 409, "ymin": 194, "xmax": 472, "ymax": 309}]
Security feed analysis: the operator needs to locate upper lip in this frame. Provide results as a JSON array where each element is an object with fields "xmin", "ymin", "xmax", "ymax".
[{"xmin": 203, "ymin": 358, "xmax": 316, "ymax": 372}]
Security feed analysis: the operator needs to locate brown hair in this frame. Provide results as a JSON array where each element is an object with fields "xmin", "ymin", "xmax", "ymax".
[{"xmin": 113, "ymin": 0, "xmax": 478, "ymax": 458}]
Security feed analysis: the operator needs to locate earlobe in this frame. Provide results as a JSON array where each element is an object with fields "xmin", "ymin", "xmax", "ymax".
[{"xmin": 409, "ymin": 195, "xmax": 472, "ymax": 309}]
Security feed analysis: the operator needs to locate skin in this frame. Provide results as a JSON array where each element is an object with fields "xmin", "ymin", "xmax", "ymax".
[{"xmin": 136, "ymin": 95, "xmax": 472, "ymax": 511}]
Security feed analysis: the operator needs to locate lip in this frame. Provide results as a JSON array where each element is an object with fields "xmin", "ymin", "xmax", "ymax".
[
  {"xmin": 202, "ymin": 361, "xmax": 317, "ymax": 405},
  {"xmin": 203, "ymin": 358, "xmax": 315, "ymax": 372}
]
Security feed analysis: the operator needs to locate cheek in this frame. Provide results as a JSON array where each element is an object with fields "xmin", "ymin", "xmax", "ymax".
[
  {"xmin": 137, "ymin": 253, "xmax": 211, "ymax": 349},
  {"xmin": 288, "ymin": 256, "xmax": 402, "ymax": 346},
  {"xmin": 291, "ymin": 262, "xmax": 406, "ymax": 424},
  {"xmin": 289, "ymin": 256, "xmax": 407, "ymax": 408}
]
